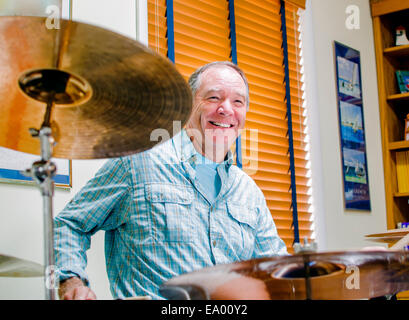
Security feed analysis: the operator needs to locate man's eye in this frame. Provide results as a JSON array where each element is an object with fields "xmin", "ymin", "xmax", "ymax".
[{"xmin": 208, "ymin": 96, "xmax": 219, "ymax": 101}]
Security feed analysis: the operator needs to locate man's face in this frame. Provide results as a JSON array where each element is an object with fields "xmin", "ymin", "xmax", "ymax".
[{"xmin": 190, "ymin": 66, "xmax": 247, "ymax": 153}]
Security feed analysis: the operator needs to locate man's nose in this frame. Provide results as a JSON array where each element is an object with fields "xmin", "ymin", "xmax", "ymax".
[{"xmin": 217, "ymin": 99, "xmax": 234, "ymax": 115}]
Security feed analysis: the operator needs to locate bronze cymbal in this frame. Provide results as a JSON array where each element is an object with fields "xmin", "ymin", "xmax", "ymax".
[
  {"xmin": 0, "ymin": 254, "xmax": 43, "ymax": 277},
  {"xmin": 0, "ymin": 16, "xmax": 192, "ymax": 159},
  {"xmin": 160, "ymin": 250, "xmax": 409, "ymax": 300},
  {"xmin": 365, "ymin": 229, "xmax": 409, "ymax": 245}
]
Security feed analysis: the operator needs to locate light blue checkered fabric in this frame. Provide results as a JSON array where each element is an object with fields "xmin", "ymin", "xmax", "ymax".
[{"xmin": 54, "ymin": 129, "xmax": 287, "ymax": 299}]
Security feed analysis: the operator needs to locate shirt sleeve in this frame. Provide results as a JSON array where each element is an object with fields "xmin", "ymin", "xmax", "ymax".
[
  {"xmin": 252, "ymin": 195, "xmax": 288, "ymax": 258},
  {"xmin": 54, "ymin": 157, "xmax": 132, "ymax": 286}
]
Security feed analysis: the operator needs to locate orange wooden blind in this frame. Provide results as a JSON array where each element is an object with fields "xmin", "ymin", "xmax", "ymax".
[
  {"xmin": 147, "ymin": 0, "xmax": 312, "ymax": 253},
  {"xmin": 148, "ymin": 0, "xmax": 231, "ymax": 81},
  {"xmin": 235, "ymin": 0, "xmax": 312, "ymax": 252},
  {"xmin": 285, "ymin": 0, "xmax": 306, "ymax": 10},
  {"xmin": 286, "ymin": 3, "xmax": 313, "ymax": 250},
  {"xmin": 148, "ymin": 0, "xmax": 167, "ymax": 57}
]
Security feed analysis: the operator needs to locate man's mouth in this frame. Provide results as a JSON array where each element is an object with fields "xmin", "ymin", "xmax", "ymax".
[{"xmin": 209, "ymin": 121, "xmax": 234, "ymax": 128}]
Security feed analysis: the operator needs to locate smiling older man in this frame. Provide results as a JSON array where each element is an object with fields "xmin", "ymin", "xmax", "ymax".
[{"xmin": 54, "ymin": 61, "xmax": 287, "ymax": 300}]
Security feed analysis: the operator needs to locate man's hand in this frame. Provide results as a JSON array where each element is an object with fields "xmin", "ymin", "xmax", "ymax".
[{"xmin": 58, "ymin": 277, "xmax": 97, "ymax": 300}]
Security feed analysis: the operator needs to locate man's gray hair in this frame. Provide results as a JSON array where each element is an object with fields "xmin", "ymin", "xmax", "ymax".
[{"xmin": 188, "ymin": 61, "xmax": 250, "ymax": 110}]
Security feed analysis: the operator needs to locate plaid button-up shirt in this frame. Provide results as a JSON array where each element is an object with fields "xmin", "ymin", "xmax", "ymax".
[{"xmin": 54, "ymin": 129, "xmax": 287, "ymax": 299}]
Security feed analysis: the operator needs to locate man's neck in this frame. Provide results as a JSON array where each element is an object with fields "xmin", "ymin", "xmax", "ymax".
[{"xmin": 201, "ymin": 144, "xmax": 228, "ymax": 163}]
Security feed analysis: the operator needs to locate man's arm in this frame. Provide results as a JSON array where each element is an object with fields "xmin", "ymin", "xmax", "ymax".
[
  {"xmin": 252, "ymin": 196, "xmax": 288, "ymax": 258},
  {"xmin": 54, "ymin": 157, "xmax": 132, "ymax": 299}
]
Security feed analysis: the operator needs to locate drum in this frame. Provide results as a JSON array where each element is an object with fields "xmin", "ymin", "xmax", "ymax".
[{"xmin": 160, "ymin": 250, "xmax": 409, "ymax": 300}]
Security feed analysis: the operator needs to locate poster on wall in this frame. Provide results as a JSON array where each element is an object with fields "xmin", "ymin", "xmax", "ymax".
[
  {"xmin": 334, "ymin": 41, "xmax": 371, "ymax": 211},
  {"xmin": 0, "ymin": 1, "xmax": 72, "ymax": 188},
  {"xmin": 0, "ymin": 147, "xmax": 71, "ymax": 188}
]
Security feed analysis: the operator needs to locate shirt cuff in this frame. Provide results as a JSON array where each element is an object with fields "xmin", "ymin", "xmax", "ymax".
[{"xmin": 57, "ymin": 266, "xmax": 90, "ymax": 287}]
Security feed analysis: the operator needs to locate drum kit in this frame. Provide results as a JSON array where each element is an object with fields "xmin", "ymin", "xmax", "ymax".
[
  {"xmin": 1, "ymin": 4, "xmax": 409, "ymax": 301},
  {"xmin": 160, "ymin": 240, "xmax": 409, "ymax": 300}
]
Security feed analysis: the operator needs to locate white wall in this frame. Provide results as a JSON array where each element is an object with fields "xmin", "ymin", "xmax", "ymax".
[
  {"xmin": 0, "ymin": 0, "xmax": 145, "ymax": 300},
  {"xmin": 303, "ymin": 0, "xmax": 387, "ymax": 251}
]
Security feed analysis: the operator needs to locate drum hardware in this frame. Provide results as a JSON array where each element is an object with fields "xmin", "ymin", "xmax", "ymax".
[
  {"xmin": 293, "ymin": 237, "xmax": 318, "ymax": 300},
  {"xmin": 293, "ymin": 237, "xmax": 318, "ymax": 254},
  {"xmin": 21, "ymin": 120, "xmax": 58, "ymax": 300}
]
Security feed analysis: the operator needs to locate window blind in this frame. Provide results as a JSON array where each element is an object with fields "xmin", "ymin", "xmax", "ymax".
[
  {"xmin": 234, "ymin": 0, "xmax": 312, "ymax": 252},
  {"xmin": 147, "ymin": 0, "xmax": 312, "ymax": 253}
]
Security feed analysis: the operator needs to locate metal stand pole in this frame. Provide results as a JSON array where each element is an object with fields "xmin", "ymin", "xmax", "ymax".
[
  {"xmin": 303, "ymin": 255, "xmax": 312, "ymax": 300},
  {"xmin": 28, "ymin": 126, "xmax": 57, "ymax": 300},
  {"xmin": 294, "ymin": 237, "xmax": 318, "ymax": 300}
]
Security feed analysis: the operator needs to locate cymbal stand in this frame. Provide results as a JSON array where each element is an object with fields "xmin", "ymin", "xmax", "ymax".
[
  {"xmin": 25, "ymin": 98, "xmax": 57, "ymax": 300},
  {"xmin": 302, "ymin": 255, "xmax": 312, "ymax": 300},
  {"xmin": 294, "ymin": 237, "xmax": 318, "ymax": 300}
]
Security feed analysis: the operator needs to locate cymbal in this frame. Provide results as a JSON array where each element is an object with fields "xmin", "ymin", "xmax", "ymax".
[
  {"xmin": 365, "ymin": 229, "xmax": 409, "ymax": 244},
  {"xmin": 366, "ymin": 236, "xmax": 404, "ymax": 244},
  {"xmin": 366, "ymin": 228, "xmax": 409, "ymax": 238},
  {"xmin": 160, "ymin": 250, "xmax": 409, "ymax": 300},
  {"xmin": 0, "ymin": 16, "xmax": 192, "ymax": 159},
  {"xmin": 0, "ymin": 254, "xmax": 43, "ymax": 277}
]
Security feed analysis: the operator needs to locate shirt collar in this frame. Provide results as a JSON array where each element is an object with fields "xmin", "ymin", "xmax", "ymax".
[
  {"xmin": 172, "ymin": 129, "xmax": 197, "ymax": 163},
  {"xmin": 172, "ymin": 129, "xmax": 234, "ymax": 168}
]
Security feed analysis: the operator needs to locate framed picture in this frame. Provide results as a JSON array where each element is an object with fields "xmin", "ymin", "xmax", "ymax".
[
  {"xmin": 0, "ymin": 147, "xmax": 71, "ymax": 188},
  {"xmin": 334, "ymin": 41, "xmax": 371, "ymax": 211},
  {"xmin": 0, "ymin": 1, "xmax": 72, "ymax": 189}
]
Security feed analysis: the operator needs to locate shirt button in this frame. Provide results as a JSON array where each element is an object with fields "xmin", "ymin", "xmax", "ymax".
[{"xmin": 212, "ymin": 240, "xmax": 217, "ymax": 247}]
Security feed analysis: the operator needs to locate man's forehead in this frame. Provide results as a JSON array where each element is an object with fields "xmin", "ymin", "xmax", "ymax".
[
  {"xmin": 204, "ymin": 87, "xmax": 246, "ymax": 96},
  {"xmin": 202, "ymin": 65, "xmax": 242, "ymax": 79},
  {"xmin": 200, "ymin": 67, "xmax": 246, "ymax": 90}
]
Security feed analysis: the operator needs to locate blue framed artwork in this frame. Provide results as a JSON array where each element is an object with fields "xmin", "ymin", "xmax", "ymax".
[
  {"xmin": 0, "ymin": 146, "xmax": 71, "ymax": 188},
  {"xmin": 334, "ymin": 41, "xmax": 371, "ymax": 211}
]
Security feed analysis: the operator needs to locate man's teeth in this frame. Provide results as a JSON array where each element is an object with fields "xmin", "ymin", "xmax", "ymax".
[{"xmin": 211, "ymin": 121, "xmax": 232, "ymax": 128}]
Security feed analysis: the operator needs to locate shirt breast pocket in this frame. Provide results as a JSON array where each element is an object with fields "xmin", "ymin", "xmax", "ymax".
[
  {"xmin": 226, "ymin": 202, "xmax": 257, "ymax": 259},
  {"xmin": 145, "ymin": 183, "xmax": 194, "ymax": 243}
]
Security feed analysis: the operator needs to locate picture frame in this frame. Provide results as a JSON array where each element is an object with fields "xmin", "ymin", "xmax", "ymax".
[
  {"xmin": 0, "ymin": 147, "xmax": 72, "ymax": 188},
  {"xmin": 0, "ymin": 1, "xmax": 72, "ymax": 189},
  {"xmin": 334, "ymin": 41, "xmax": 371, "ymax": 211}
]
